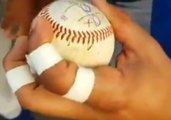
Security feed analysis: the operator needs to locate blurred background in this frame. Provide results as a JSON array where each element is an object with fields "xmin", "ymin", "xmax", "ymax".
[{"xmin": 0, "ymin": 0, "xmax": 152, "ymax": 120}]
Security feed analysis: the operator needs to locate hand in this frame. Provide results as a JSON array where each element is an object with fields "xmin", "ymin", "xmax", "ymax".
[
  {"xmin": 3, "ymin": 0, "xmax": 171, "ymax": 120},
  {"xmin": 3, "ymin": 37, "xmax": 111, "ymax": 120},
  {"xmin": 28, "ymin": 0, "xmax": 171, "ymax": 119},
  {"xmin": 91, "ymin": 0, "xmax": 171, "ymax": 119},
  {"xmin": 1, "ymin": 0, "xmax": 53, "ymax": 40}
]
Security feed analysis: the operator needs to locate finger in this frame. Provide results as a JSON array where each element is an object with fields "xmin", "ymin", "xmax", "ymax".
[
  {"xmin": 35, "ymin": 0, "xmax": 53, "ymax": 11},
  {"xmin": 91, "ymin": 0, "xmax": 155, "ymax": 55},
  {"xmin": 16, "ymin": 83, "xmax": 105, "ymax": 120},
  {"xmin": 1, "ymin": 13, "xmax": 13, "ymax": 30},
  {"xmin": 10, "ymin": 36, "xmax": 28, "ymax": 59},
  {"xmin": 4, "ymin": 23, "xmax": 19, "ymax": 40},
  {"xmin": 90, "ymin": 66, "xmax": 126, "ymax": 110},
  {"xmin": 17, "ymin": 21, "xmax": 32, "ymax": 36},
  {"xmin": 28, "ymin": 17, "xmax": 54, "ymax": 52},
  {"xmin": 3, "ymin": 32, "xmax": 28, "ymax": 71},
  {"xmin": 5, "ymin": 36, "xmax": 28, "ymax": 62},
  {"xmin": 1, "ymin": 15, "xmax": 19, "ymax": 40}
]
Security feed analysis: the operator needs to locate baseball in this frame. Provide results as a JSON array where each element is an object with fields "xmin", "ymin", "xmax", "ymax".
[{"xmin": 36, "ymin": 0, "xmax": 115, "ymax": 67}]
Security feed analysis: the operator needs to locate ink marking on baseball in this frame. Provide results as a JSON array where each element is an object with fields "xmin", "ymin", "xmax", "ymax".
[
  {"xmin": 38, "ymin": 0, "xmax": 113, "ymax": 50},
  {"xmin": 37, "ymin": 0, "xmax": 115, "ymax": 67}
]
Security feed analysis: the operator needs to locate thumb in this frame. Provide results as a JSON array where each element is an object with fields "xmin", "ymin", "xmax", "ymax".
[
  {"xmin": 3, "ymin": 36, "xmax": 28, "ymax": 71},
  {"xmin": 91, "ymin": 0, "xmax": 155, "ymax": 55}
]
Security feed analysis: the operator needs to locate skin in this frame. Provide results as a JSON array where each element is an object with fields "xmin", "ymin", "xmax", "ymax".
[
  {"xmin": 2, "ymin": 0, "xmax": 171, "ymax": 120},
  {"xmin": 1, "ymin": 0, "xmax": 53, "ymax": 39}
]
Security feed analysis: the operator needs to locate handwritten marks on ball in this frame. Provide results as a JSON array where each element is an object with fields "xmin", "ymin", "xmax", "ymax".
[{"xmin": 37, "ymin": 0, "xmax": 115, "ymax": 67}]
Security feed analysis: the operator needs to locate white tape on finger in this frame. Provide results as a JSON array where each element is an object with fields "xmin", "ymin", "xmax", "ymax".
[
  {"xmin": 6, "ymin": 65, "xmax": 35, "ymax": 93},
  {"xmin": 63, "ymin": 67, "xmax": 95, "ymax": 103},
  {"xmin": 26, "ymin": 43, "xmax": 62, "ymax": 75}
]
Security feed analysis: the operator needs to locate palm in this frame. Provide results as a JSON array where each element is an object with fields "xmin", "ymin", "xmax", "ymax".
[
  {"xmin": 110, "ymin": 39, "xmax": 171, "ymax": 120},
  {"xmin": 3, "ymin": 0, "xmax": 171, "ymax": 120}
]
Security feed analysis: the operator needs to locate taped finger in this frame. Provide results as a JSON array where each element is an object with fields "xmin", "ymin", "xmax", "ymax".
[{"xmin": 6, "ymin": 65, "xmax": 35, "ymax": 93}]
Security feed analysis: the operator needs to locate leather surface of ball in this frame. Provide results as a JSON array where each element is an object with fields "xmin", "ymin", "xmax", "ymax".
[{"xmin": 36, "ymin": 0, "xmax": 115, "ymax": 67}]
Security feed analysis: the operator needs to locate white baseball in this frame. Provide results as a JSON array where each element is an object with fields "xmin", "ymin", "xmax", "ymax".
[{"xmin": 38, "ymin": 0, "xmax": 115, "ymax": 67}]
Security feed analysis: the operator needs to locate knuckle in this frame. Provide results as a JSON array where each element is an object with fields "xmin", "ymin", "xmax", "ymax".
[
  {"xmin": 17, "ymin": 89, "xmax": 36, "ymax": 112},
  {"xmin": 20, "ymin": 99, "xmax": 35, "ymax": 111}
]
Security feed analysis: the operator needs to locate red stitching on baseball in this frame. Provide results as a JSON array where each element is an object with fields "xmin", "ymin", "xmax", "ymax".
[
  {"xmin": 43, "ymin": 13, "xmax": 50, "ymax": 21},
  {"xmin": 47, "ymin": 16, "xmax": 52, "ymax": 22},
  {"xmin": 61, "ymin": 28, "xmax": 67, "ymax": 40},
  {"xmin": 94, "ymin": 30, "xmax": 99, "ymax": 43},
  {"xmin": 102, "ymin": 28, "xmax": 106, "ymax": 40},
  {"xmin": 49, "ymin": 19, "xmax": 54, "ymax": 25},
  {"xmin": 39, "ymin": 6, "xmax": 48, "ymax": 16},
  {"xmin": 82, "ymin": 31, "xmax": 86, "ymax": 44},
  {"xmin": 38, "ymin": 6, "xmax": 113, "ymax": 49},
  {"xmin": 90, "ymin": 32, "xmax": 95, "ymax": 45},
  {"xmin": 52, "ymin": 22, "xmax": 56, "ymax": 29},
  {"xmin": 66, "ymin": 29, "xmax": 72, "ymax": 41},
  {"xmin": 77, "ymin": 31, "xmax": 82, "ymax": 43},
  {"xmin": 86, "ymin": 31, "xmax": 91, "ymax": 44},
  {"xmin": 56, "ymin": 25, "xmax": 63, "ymax": 38},
  {"xmin": 72, "ymin": 31, "xmax": 77, "ymax": 43},
  {"xmin": 104, "ymin": 28, "xmax": 108, "ymax": 39},
  {"xmin": 97, "ymin": 30, "xmax": 102, "ymax": 41},
  {"xmin": 53, "ymin": 23, "xmax": 59, "ymax": 34}
]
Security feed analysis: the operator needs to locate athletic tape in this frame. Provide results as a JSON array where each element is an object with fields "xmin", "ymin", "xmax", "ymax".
[
  {"xmin": 26, "ymin": 43, "xmax": 62, "ymax": 75},
  {"xmin": 63, "ymin": 67, "xmax": 95, "ymax": 103},
  {"xmin": 6, "ymin": 65, "xmax": 35, "ymax": 93}
]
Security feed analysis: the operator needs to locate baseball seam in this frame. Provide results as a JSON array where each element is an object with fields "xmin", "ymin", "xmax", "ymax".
[{"xmin": 38, "ymin": 6, "xmax": 113, "ymax": 49}]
